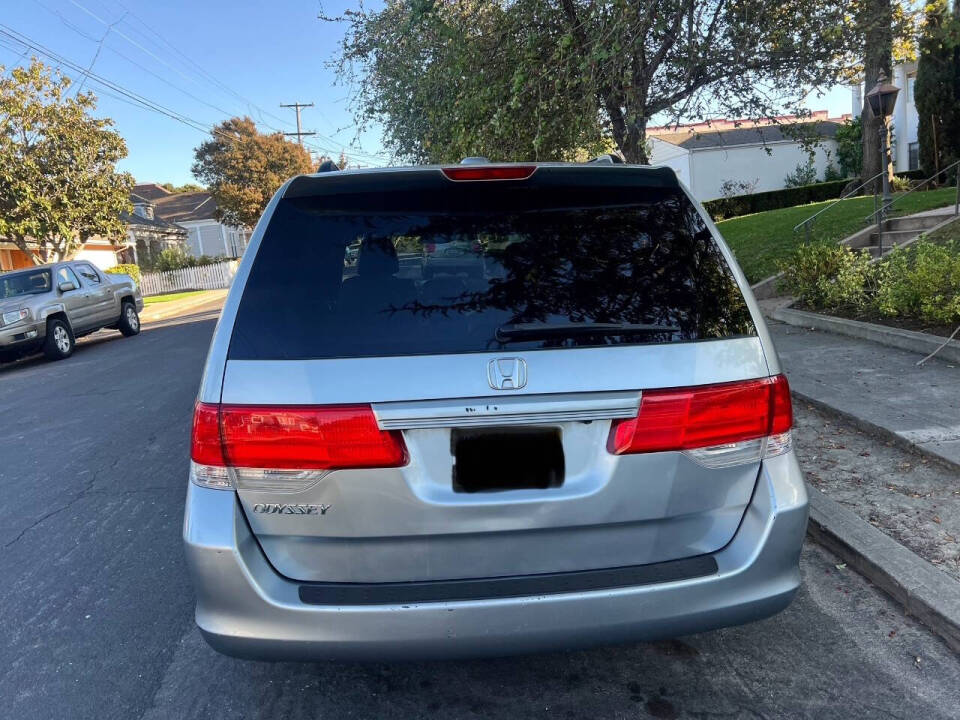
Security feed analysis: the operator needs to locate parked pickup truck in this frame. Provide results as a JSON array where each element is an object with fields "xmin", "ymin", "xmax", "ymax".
[{"xmin": 0, "ymin": 261, "xmax": 143, "ymax": 363}]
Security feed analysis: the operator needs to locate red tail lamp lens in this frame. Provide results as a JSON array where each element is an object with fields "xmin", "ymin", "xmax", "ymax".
[
  {"xmin": 191, "ymin": 402, "xmax": 225, "ymax": 466},
  {"xmin": 441, "ymin": 165, "xmax": 537, "ymax": 181},
  {"xmin": 609, "ymin": 375, "xmax": 792, "ymax": 455},
  {"xmin": 191, "ymin": 403, "xmax": 408, "ymax": 470}
]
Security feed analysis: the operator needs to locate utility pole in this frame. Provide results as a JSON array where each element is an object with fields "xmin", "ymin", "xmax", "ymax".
[{"xmin": 279, "ymin": 102, "xmax": 316, "ymax": 146}]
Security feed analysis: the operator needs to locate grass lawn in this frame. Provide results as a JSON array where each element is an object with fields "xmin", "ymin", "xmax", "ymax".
[
  {"xmin": 716, "ymin": 187, "xmax": 959, "ymax": 284},
  {"xmin": 142, "ymin": 290, "xmax": 205, "ymax": 306}
]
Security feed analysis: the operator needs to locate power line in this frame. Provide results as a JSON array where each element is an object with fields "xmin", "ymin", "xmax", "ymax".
[
  {"xmin": 65, "ymin": 0, "xmax": 390, "ymax": 164},
  {"xmin": 1, "ymin": 15, "xmax": 390, "ymax": 166},
  {"xmin": 30, "ymin": 0, "xmax": 241, "ymax": 120}
]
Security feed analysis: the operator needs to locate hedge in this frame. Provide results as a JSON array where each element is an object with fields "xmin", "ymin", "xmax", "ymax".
[
  {"xmin": 105, "ymin": 263, "xmax": 142, "ymax": 286},
  {"xmin": 895, "ymin": 169, "xmax": 926, "ymax": 181},
  {"xmin": 704, "ymin": 179, "xmax": 851, "ymax": 221}
]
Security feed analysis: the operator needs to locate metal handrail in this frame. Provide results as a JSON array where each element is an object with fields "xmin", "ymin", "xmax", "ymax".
[
  {"xmin": 864, "ymin": 158, "xmax": 960, "ymax": 224},
  {"xmin": 792, "ymin": 172, "xmax": 884, "ymax": 242}
]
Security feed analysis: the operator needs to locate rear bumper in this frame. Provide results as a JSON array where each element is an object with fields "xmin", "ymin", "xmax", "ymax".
[{"xmin": 183, "ymin": 453, "xmax": 808, "ymax": 661}]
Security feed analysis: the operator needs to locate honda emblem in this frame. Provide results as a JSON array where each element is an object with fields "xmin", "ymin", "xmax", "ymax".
[{"xmin": 487, "ymin": 357, "xmax": 527, "ymax": 390}]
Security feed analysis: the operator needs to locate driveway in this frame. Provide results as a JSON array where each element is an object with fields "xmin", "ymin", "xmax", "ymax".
[{"xmin": 1, "ymin": 312, "xmax": 958, "ymax": 720}]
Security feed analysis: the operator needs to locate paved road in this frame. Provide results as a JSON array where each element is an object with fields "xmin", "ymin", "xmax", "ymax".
[{"xmin": 2, "ymin": 312, "xmax": 959, "ymax": 720}]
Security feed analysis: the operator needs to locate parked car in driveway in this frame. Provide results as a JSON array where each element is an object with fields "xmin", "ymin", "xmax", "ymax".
[
  {"xmin": 0, "ymin": 261, "xmax": 143, "ymax": 363},
  {"xmin": 185, "ymin": 160, "xmax": 807, "ymax": 661}
]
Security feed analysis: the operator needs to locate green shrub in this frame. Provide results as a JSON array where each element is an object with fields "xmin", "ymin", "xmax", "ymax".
[
  {"xmin": 876, "ymin": 239, "xmax": 960, "ymax": 323},
  {"xmin": 836, "ymin": 117, "xmax": 862, "ymax": 177},
  {"xmin": 105, "ymin": 263, "xmax": 141, "ymax": 286},
  {"xmin": 895, "ymin": 169, "xmax": 926, "ymax": 181},
  {"xmin": 152, "ymin": 247, "xmax": 192, "ymax": 272},
  {"xmin": 703, "ymin": 179, "xmax": 849, "ymax": 221},
  {"xmin": 150, "ymin": 248, "xmax": 226, "ymax": 272},
  {"xmin": 823, "ymin": 161, "xmax": 844, "ymax": 182},
  {"xmin": 779, "ymin": 243, "xmax": 876, "ymax": 311},
  {"xmin": 784, "ymin": 158, "xmax": 818, "ymax": 188},
  {"xmin": 890, "ymin": 175, "xmax": 912, "ymax": 192}
]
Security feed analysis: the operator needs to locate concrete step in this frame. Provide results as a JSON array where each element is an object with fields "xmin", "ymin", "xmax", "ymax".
[
  {"xmin": 884, "ymin": 214, "xmax": 952, "ymax": 232},
  {"xmin": 866, "ymin": 229, "xmax": 922, "ymax": 247},
  {"xmin": 848, "ymin": 228, "xmax": 915, "ymax": 249}
]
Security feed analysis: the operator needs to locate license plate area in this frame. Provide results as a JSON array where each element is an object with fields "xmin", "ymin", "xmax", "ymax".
[{"xmin": 452, "ymin": 427, "xmax": 564, "ymax": 493}]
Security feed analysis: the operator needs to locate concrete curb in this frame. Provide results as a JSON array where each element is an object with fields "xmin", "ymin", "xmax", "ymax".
[
  {"xmin": 773, "ymin": 306, "xmax": 960, "ymax": 365},
  {"xmin": 141, "ymin": 290, "xmax": 228, "ymax": 324},
  {"xmin": 791, "ymin": 390, "xmax": 960, "ymax": 474},
  {"xmin": 806, "ymin": 487, "xmax": 960, "ymax": 654}
]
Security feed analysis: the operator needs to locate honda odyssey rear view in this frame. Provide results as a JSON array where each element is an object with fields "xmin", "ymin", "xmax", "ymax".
[{"xmin": 184, "ymin": 161, "xmax": 808, "ymax": 660}]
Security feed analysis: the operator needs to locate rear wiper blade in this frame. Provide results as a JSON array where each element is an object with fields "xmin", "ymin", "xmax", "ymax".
[{"xmin": 495, "ymin": 321, "xmax": 680, "ymax": 341}]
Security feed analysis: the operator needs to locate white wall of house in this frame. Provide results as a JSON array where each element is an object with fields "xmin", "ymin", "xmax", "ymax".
[
  {"xmin": 647, "ymin": 137, "xmax": 692, "ymax": 187},
  {"xmin": 180, "ymin": 219, "xmax": 251, "ymax": 259},
  {"xmin": 650, "ymin": 139, "xmax": 839, "ymax": 202}
]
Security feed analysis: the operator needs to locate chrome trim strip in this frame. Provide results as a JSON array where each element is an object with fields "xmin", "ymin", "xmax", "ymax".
[{"xmin": 373, "ymin": 391, "xmax": 640, "ymax": 430}]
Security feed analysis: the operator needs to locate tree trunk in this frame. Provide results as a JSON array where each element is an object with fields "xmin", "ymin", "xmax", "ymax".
[
  {"xmin": 618, "ymin": 114, "xmax": 650, "ymax": 164},
  {"xmin": 860, "ymin": 0, "xmax": 893, "ymax": 191}
]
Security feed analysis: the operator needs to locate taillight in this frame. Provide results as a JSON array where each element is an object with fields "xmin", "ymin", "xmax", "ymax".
[
  {"xmin": 441, "ymin": 165, "xmax": 537, "ymax": 181},
  {"xmin": 191, "ymin": 402, "xmax": 225, "ymax": 465},
  {"xmin": 608, "ymin": 375, "xmax": 792, "ymax": 466},
  {"xmin": 190, "ymin": 402, "xmax": 408, "ymax": 490}
]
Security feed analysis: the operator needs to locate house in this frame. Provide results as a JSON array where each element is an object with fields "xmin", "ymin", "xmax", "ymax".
[
  {"xmin": 1, "ymin": 183, "xmax": 250, "ymax": 273},
  {"xmin": 850, "ymin": 61, "xmax": 919, "ymax": 173},
  {"xmin": 0, "ymin": 245, "xmax": 34, "ymax": 271},
  {"xmin": 647, "ymin": 111, "xmax": 849, "ymax": 202},
  {"xmin": 1, "ymin": 191, "xmax": 190, "ymax": 273},
  {"xmin": 113, "ymin": 194, "xmax": 190, "ymax": 267},
  {"xmin": 133, "ymin": 184, "xmax": 252, "ymax": 259},
  {"xmin": 2, "ymin": 236, "xmax": 127, "ymax": 272}
]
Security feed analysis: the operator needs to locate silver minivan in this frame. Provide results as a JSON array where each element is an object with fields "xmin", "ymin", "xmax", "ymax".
[{"xmin": 184, "ymin": 161, "xmax": 807, "ymax": 660}]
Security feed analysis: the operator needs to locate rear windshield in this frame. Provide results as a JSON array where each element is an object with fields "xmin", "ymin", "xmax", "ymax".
[{"xmin": 229, "ymin": 183, "xmax": 755, "ymax": 360}]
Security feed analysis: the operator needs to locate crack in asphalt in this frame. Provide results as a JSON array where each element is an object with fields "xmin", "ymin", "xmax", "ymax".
[{"xmin": 1, "ymin": 456, "xmax": 133, "ymax": 549}]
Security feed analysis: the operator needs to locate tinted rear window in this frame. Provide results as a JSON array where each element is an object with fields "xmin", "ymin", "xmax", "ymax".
[{"xmin": 229, "ymin": 183, "xmax": 755, "ymax": 360}]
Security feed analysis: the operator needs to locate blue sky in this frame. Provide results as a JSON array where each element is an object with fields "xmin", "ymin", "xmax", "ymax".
[
  {"xmin": 0, "ymin": 0, "xmax": 854, "ymax": 186},
  {"xmin": 0, "ymin": 0, "xmax": 388, "ymax": 185}
]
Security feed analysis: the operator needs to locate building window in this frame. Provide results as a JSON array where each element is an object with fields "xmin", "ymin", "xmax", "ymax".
[{"xmin": 908, "ymin": 142, "xmax": 919, "ymax": 171}]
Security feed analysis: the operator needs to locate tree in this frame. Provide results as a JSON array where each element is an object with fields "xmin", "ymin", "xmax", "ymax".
[
  {"xmin": 858, "ymin": 0, "xmax": 894, "ymax": 187},
  {"xmin": 0, "ymin": 59, "xmax": 133, "ymax": 263},
  {"xmin": 915, "ymin": 0, "xmax": 960, "ymax": 177},
  {"xmin": 835, "ymin": 117, "xmax": 863, "ymax": 177},
  {"xmin": 329, "ymin": 0, "xmax": 858, "ymax": 164},
  {"xmin": 160, "ymin": 182, "xmax": 206, "ymax": 194},
  {"xmin": 192, "ymin": 117, "xmax": 314, "ymax": 228}
]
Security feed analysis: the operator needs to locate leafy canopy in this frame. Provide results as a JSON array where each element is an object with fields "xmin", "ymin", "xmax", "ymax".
[
  {"xmin": 160, "ymin": 182, "xmax": 206, "ymax": 194},
  {"xmin": 915, "ymin": 0, "xmax": 960, "ymax": 177},
  {"xmin": 192, "ymin": 117, "xmax": 315, "ymax": 228},
  {"xmin": 330, "ymin": 0, "xmax": 861, "ymax": 164},
  {"xmin": 0, "ymin": 59, "xmax": 133, "ymax": 263}
]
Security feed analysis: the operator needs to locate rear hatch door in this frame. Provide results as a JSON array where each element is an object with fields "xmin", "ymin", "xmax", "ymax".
[{"xmin": 219, "ymin": 165, "xmax": 770, "ymax": 583}]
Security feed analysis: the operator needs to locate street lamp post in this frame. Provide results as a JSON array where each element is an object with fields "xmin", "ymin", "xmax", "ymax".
[{"xmin": 865, "ymin": 80, "xmax": 900, "ymax": 256}]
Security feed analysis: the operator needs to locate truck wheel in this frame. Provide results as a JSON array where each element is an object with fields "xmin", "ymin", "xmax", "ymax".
[
  {"xmin": 118, "ymin": 301, "xmax": 141, "ymax": 337},
  {"xmin": 43, "ymin": 318, "xmax": 75, "ymax": 360}
]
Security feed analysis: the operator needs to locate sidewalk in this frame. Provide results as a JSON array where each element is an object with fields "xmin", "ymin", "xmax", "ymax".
[
  {"xmin": 140, "ymin": 289, "xmax": 228, "ymax": 324},
  {"xmin": 766, "ymin": 317, "xmax": 960, "ymax": 653},
  {"xmin": 768, "ymin": 320, "xmax": 960, "ymax": 469}
]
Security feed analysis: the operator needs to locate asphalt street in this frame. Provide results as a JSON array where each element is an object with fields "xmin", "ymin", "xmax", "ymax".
[{"xmin": 1, "ymin": 307, "xmax": 959, "ymax": 720}]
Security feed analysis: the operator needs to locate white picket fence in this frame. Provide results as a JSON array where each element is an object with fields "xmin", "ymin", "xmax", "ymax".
[{"xmin": 140, "ymin": 260, "xmax": 238, "ymax": 297}]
